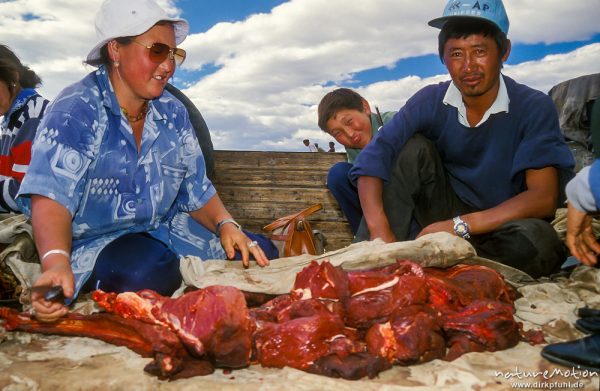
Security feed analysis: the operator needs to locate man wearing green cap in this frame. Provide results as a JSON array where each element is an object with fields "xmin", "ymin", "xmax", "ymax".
[{"xmin": 349, "ymin": 0, "xmax": 575, "ymax": 278}]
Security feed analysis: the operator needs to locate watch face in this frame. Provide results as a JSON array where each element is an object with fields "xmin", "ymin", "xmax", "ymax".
[{"xmin": 453, "ymin": 217, "xmax": 469, "ymax": 238}]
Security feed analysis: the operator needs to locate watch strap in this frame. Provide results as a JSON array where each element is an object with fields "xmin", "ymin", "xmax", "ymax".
[{"xmin": 452, "ymin": 216, "xmax": 470, "ymax": 239}]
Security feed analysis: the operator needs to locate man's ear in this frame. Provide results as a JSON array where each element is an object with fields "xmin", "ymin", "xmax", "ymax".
[
  {"xmin": 502, "ymin": 39, "xmax": 512, "ymax": 63},
  {"xmin": 361, "ymin": 98, "xmax": 371, "ymax": 115}
]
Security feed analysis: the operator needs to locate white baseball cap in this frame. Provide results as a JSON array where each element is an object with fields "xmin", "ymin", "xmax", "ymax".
[{"xmin": 86, "ymin": 0, "xmax": 189, "ymax": 63}]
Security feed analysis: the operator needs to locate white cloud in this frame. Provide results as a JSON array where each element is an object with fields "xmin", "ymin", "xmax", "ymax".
[
  {"xmin": 181, "ymin": 0, "xmax": 600, "ymax": 151},
  {"xmin": 506, "ymin": 0, "xmax": 600, "ymax": 44},
  {"xmin": 0, "ymin": 0, "xmax": 100, "ymax": 96},
  {"xmin": 0, "ymin": 0, "xmax": 182, "ymax": 101},
  {"xmin": 504, "ymin": 43, "xmax": 600, "ymax": 94},
  {"xmin": 2, "ymin": 0, "xmax": 599, "ymax": 151}
]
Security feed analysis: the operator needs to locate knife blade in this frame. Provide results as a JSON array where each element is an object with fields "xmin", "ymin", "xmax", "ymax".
[{"xmin": 30, "ymin": 285, "xmax": 65, "ymax": 302}]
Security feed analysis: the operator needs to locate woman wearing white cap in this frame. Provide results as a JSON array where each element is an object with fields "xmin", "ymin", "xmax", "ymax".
[{"xmin": 20, "ymin": 0, "xmax": 276, "ymax": 322}]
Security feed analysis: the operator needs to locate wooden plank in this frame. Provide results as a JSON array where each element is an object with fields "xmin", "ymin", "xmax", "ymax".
[
  {"xmin": 215, "ymin": 186, "xmax": 340, "ymax": 204},
  {"xmin": 214, "ymin": 171, "xmax": 329, "ymax": 188},
  {"xmin": 214, "ymin": 150, "xmax": 347, "ymax": 164},
  {"xmin": 222, "ymin": 203, "xmax": 345, "ymax": 221},
  {"xmin": 214, "ymin": 150, "xmax": 347, "ymax": 170}
]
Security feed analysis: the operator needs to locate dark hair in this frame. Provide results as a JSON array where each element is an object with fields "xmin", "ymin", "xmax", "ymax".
[
  {"xmin": 318, "ymin": 88, "xmax": 366, "ymax": 131},
  {"xmin": 0, "ymin": 44, "xmax": 42, "ymax": 88},
  {"xmin": 0, "ymin": 58, "xmax": 20, "ymax": 99},
  {"xmin": 437, "ymin": 18, "xmax": 509, "ymax": 64},
  {"xmin": 85, "ymin": 36, "xmax": 134, "ymax": 67}
]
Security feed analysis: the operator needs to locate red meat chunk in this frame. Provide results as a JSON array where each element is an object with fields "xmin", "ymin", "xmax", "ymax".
[
  {"xmin": 427, "ymin": 264, "xmax": 517, "ymax": 304},
  {"xmin": 345, "ymin": 275, "xmax": 429, "ymax": 329},
  {"xmin": 346, "ymin": 259, "xmax": 424, "ymax": 295},
  {"xmin": 442, "ymin": 299, "xmax": 521, "ymax": 361},
  {"xmin": 253, "ymin": 298, "xmax": 347, "ymax": 370},
  {"xmin": 95, "ymin": 285, "xmax": 253, "ymax": 368},
  {"xmin": 291, "ymin": 260, "xmax": 350, "ymax": 302},
  {"xmin": 365, "ymin": 305, "xmax": 446, "ymax": 365}
]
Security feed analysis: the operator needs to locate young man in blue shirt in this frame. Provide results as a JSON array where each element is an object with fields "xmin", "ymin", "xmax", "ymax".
[
  {"xmin": 349, "ymin": 0, "xmax": 575, "ymax": 278},
  {"xmin": 318, "ymin": 88, "xmax": 395, "ymax": 235}
]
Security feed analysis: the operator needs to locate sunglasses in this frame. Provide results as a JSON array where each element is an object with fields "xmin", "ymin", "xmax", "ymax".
[{"xmin": 133, "ymin": 41, "xmax": 186, "ymax": 66}]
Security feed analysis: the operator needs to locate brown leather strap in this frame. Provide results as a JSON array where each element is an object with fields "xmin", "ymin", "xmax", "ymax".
[
  {"xmin": 282, "ymin": 219, "xmax": 317, "ymax": 256},
  {"xmin": 263, "ymin": 203, "xmax": 322, "ymax": 232}
]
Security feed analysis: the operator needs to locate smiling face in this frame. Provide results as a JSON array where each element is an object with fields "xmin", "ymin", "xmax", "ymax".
[
  {"xmin": 110, "ymin": 23, "xmax": 178, "ymax": 102},
  {"xmin": 325, "ymin": 100, "xmax": 373, "ymax": 149},
  {"xmin": 443, "ymin": 33, "xmax": 509, "ymax": 104}
]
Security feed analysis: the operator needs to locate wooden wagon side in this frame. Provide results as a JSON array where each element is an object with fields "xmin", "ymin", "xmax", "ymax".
[{"xmin": 212, "ymin": 150, "xmax": 354, "ymax": 252}]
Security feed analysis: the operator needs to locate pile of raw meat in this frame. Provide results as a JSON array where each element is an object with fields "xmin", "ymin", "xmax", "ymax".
[{"xmin": 0, "ymin": 259, "xmax": 543, "ymax": 380}]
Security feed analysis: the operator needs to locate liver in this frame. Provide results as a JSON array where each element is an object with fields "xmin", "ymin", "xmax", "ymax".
[{"xmin": 212, "ymin": 150, "xmax": 354, "ymax": 251}]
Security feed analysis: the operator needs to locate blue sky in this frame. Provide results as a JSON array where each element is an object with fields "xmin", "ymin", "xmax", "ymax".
[
  {"xmin": 353, "ymin": 34, "xmax": 600, "ymax": 84},
  {"xmin": 176, "ymin": 0, "xmax": 285, "ymax": 33},
  {"xmin": 1, "ymin": 0, "xmax": 600, "ymax": 151}
]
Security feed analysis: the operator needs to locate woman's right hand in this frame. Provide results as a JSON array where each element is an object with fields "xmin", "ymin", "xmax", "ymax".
[{"xmin": 30, "ymin": 261, "xmax": 75, "ymax": 322}]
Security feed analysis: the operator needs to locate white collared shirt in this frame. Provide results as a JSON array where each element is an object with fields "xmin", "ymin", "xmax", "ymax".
[{"xmin": 443, "ymin": 75, "xmax": 510, "ymax": 127}]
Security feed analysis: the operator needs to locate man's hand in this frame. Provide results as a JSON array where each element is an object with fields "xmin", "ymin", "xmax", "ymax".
[
  {"xmin": 369, "ymin": 226, "xmax": 396, "ymax": 243},
  {"xmin": 566, "ymin": 202, "xmax": 600, "ymax": 266},
  {"xmin": 416, "ymin": 219, "xmax": 454, "ymax": 239},
  {"xmin": 357, "ymin": 176, "xmax": 398, "ymax": 242}
]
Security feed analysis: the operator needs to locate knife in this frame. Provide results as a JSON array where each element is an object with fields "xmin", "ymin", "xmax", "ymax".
[{"xmin": 30, "ymin": 285, "xmax": 65, "ymax": 302}]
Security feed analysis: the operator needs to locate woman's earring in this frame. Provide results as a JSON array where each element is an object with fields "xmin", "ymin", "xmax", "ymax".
[{"xmin": 114, "ymin": 61, "xmax": 120, "ymax": 67}]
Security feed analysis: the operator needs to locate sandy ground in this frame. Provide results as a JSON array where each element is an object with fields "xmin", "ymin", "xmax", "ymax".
[
  {"xmin": 1, "ymin": 285, "xmax": 599, "ymax": 391},
  {"xmin": 1, "ymin": 331, "xmax": 598, "ymax": 391}
]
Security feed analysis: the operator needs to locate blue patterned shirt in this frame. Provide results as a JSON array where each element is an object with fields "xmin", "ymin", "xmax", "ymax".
[{"xmin": 19, "ymin": 66, "xmax": 226, "ymax": 295}]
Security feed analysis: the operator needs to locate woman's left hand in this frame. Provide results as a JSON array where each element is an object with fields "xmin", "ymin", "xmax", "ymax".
[{"xmin": 219, "ymin": 224, "xmax": 270, "ymax": 268}]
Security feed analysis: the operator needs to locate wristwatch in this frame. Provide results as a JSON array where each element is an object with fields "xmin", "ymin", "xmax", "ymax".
[
  {"xmin": 452, "ymin": 216, "xmax": 470, "ymax": 239},
  {"xmin": 216, "ymin": 218, "xmax": 241, "ymax": 236}
]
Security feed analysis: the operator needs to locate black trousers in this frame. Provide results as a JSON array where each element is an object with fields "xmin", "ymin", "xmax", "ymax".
[{"xmin": 356, "ymin": 134, "xmax": 566, "ymax": 278}]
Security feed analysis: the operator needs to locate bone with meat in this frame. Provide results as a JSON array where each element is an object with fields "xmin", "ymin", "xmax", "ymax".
[
  {"xmin": 94, "ymin": 285, "xmax": 254, "ymax": 368},
  {"xmin": 0, "ymin": 307, "xmax": 214, "ymax": 380}
]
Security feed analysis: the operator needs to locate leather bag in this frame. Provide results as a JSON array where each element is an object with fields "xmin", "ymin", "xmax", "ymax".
[{"xmin": 263, "ymin": 203, "xmax": 325, "ymax": 257}]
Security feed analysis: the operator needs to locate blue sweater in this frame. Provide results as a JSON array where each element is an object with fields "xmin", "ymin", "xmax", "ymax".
[{"xmin": 349, "ymin": 75, "xmax": 574, "ymax": 210}]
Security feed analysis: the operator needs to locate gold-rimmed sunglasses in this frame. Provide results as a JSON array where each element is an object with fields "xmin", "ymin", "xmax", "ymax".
[{"xmin": 132, "ymin": 41, "xmax": 186, "ymax": 66}]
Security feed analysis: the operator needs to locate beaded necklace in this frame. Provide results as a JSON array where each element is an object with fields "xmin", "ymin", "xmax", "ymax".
[{"xmin": 121, "ymin": 101, "xmax": 148, "ymax": 123}]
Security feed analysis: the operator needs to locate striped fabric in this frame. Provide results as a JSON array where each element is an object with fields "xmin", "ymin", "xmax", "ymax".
[{"xmin": 0, "ymin": 89, "xmax": 48, "ymax": 212}]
